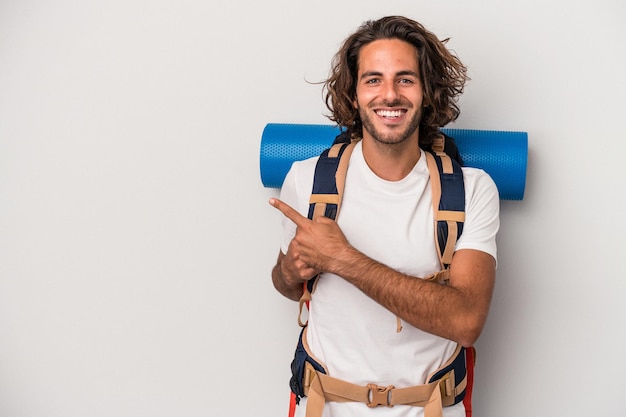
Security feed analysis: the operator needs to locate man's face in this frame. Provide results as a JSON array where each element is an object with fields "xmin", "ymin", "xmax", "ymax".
[{"xmin": 353, "ymin": 38, "xmax": 424, "ymax": 145}]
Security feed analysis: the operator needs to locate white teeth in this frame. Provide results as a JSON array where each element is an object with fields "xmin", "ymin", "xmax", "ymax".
[{"xmin": 377, "ymin": 109, "xmax": 403, "ymax": 117}]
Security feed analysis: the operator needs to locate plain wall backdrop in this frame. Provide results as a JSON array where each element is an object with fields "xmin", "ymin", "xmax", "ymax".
[{"xmin": 1, "ymin": 0, "xmax": 625, "ymax": 416}]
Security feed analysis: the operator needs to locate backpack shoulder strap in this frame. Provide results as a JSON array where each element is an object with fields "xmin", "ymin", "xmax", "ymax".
[
  {"xmin": 308, "ymin": 136, "xmax": 357, "ymax": 221},
  {"xmin": 297, "ymin": 134, "xmax": 357, "ymax": 327},
  {"xmin": 299, "ymin": 133, "xmax": 465, "ymax": 324},
  {"xmin": 425, "ymin": 135, "xmax": 466, "ymax": 271}
]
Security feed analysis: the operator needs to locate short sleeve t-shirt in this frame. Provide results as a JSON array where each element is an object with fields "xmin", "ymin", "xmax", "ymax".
[{"xmin": 280, "ymin": 141, "xmax": 499, "ymax": 417}]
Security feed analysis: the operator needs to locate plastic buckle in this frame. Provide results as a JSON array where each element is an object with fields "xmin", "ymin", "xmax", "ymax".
[
  {"xmin": 438, "ymin": 371, "xmax": 456, "ymax": 406},
  {"xmin": 366, "ymin": 384, "xmax": 394, "ymax": 408}
]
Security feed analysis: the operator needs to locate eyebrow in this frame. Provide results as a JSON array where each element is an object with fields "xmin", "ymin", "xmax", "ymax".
[{"xmin": 360, "ymin": 70, "xmax": 420, "ymax": 79}]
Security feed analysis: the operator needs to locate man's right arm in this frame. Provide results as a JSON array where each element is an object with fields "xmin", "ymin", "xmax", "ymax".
[
  {"xmin": 270, "ymin": 158, "xmax": 320, "ymax": 302},
  {"xmin": 272, "ymin": 221, "xmax": 324, "ymax": 301}
]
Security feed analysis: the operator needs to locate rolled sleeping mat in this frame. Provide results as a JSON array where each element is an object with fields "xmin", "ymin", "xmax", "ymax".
[{"xmin": 260, "ymin": 123, "xmax": 528, "ymax": 200}]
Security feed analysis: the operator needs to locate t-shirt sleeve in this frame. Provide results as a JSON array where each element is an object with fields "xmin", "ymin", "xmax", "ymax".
[
  {"xmin": 455, "ymin": 168, "xmax": 500, "ymax": 262},
  {"xmin": 278, "ymin": 157, "xmax": 317, "ymax": 254}
]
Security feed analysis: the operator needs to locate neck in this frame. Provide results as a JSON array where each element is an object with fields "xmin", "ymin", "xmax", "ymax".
[{"xmin": 361, "ymin": 134, "xmax": 421, "ymax": 181}]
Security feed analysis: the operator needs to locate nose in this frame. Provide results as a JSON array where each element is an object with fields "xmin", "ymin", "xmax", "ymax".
[{"xmin": 381, "ymin": 81, "xmax": 400, "ymax": 104}]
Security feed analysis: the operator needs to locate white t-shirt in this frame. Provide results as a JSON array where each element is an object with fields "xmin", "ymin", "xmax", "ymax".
[{"xmin": 280, "ymin": 141, "xmax": 499, "ymax": 417}]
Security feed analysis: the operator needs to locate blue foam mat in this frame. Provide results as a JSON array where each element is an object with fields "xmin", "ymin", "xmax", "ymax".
[{"xmin": 260, "ymin": 123, "xmax": 527, "ymax": 200}]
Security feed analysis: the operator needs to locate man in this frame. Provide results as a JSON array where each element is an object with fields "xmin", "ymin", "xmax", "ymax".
[{"xmin": 270, "ymin": 16, "xmax": 499, "ymax": 417}]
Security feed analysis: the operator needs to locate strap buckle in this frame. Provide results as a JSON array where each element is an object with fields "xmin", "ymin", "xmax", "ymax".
[
  {"xmin": 366, "ymin": 384, "xmax": 395, "ymax": 408},
  {"xmin": 438, "ymin": 370, "xmax": 457, "ymax": 406}
]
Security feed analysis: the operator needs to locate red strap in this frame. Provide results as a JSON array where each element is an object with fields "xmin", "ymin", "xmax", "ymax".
[
  {"xmin": 463, "ymin": 347, "xmax": 475, "ymax": 417},
  {"xmin": 288, "ymin": 392, "xmax": 297, "ymax": 417}
]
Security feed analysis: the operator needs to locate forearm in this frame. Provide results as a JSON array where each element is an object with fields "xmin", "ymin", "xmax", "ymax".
[
  {"xmin": 268, "ymin": 197, "xmax": 495, "ymax": 345},
  {"xmin": 328, "ymin": 245, "xmax": 494, "ymax": 346}
]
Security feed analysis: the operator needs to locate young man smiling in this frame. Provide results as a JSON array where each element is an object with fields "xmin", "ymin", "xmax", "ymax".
[
  {"xmin": 355, "ymin": 38, "xmax": 424, "ymax": 180},
  {"xmin": 270, "ymin": 16, "xmax": 499, "ymax": 417}
]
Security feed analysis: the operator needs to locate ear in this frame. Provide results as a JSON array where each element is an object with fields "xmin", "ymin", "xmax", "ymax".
[{"xmin": 352, "ymin": 96, "xmax": 359, "ymax": 109}]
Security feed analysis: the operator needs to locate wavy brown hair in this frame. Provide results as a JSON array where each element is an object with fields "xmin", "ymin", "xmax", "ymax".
[{"xmin": 324, "ymin": 16, "xmax": 468, "ymax": 149}]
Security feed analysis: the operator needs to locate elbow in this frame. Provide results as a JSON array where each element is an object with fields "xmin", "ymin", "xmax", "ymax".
[
  {"xmin": 457, "ymin": 331, "xmax": 480, "ymax": 348},
  {"xmin": 455, "ymin": 314, "xmax": 487, "ymax": 347}
]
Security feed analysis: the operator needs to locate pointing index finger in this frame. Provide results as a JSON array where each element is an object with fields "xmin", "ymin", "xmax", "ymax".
[{"xmin": 269, "ymin": 198, "xmax": 309, "ymax": 228}]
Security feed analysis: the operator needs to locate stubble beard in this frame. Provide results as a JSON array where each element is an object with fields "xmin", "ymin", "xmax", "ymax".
[{"xmin": 359, "ymin": 102, "xmax": 422, "ymax": 146}]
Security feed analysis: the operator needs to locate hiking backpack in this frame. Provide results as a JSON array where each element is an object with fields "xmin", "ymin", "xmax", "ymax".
[{"xmin": 288, "ymin": 131, "xmax": 476, "ymax": 417}]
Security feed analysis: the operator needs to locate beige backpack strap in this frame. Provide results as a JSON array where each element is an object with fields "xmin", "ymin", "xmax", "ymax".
[
  {"xmin": 303, "ymin": 362, "xmax": 447, "ymax": 417},
  {"xmin": 297, "ymin": 277, "xmax": 321, "ymax": 327},
  {"xmin": 308, "ymin": 140, "xmax": 357, "ymax": 220},
  {"xmin": 301, "ymin": 343, "xmax": 468, "ymax": 417},
  {"xmin": 298, "ymin": 139, "xmax": 357, "ymax": 326},
  {"xmin": 424, "ymin": 151, "xmax": 465, "ymax": 268}
]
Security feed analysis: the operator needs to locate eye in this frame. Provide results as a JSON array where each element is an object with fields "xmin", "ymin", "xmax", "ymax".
[{"xmin": 398, "ymin": 78, "xmax": 414, "ymax": 84}]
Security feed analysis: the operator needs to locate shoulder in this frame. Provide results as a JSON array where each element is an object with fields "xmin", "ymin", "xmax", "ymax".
[
  {"xmin": 279, "ymin": 156, "xmax": 319, "ymax": 216},
  {"xmin": 457, "ymin": 167, "xmax": 500, "ymax": 258},
  {"xmin": 282, "ymin": 156, "xmax": 318, "ymax": 191},
  {"xmin": 460, "ymin": 167, "xmax": 499, "ymax": 217},
  {"xmin": 461, "ymin": 167, "xmax": 499, "ymax": 202}
]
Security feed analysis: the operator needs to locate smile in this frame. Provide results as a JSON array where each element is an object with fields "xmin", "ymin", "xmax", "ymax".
[{"xmin": 375, "ymin": 109, "xmax": 406, "ymax": 118}]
